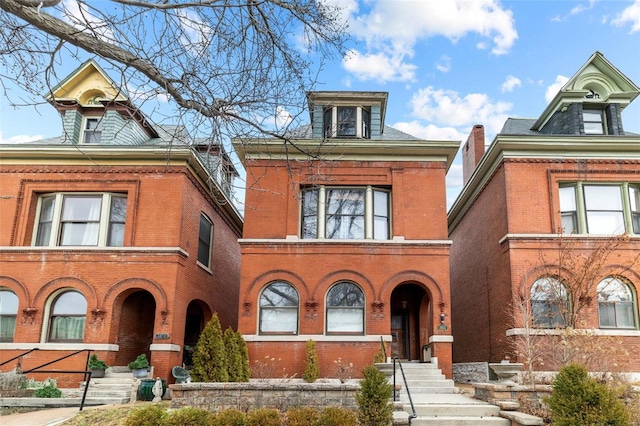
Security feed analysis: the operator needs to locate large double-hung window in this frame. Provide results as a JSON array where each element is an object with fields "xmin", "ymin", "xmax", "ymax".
[
  {"xmin": 34, "ymin": 193, "xmax": 127, "ymax": 246},
  {"xmin": 559, "ymin": 183, "xmax": 640, "ymax": 235},
  {"xmin": 323, "ymin": 106, "xmax": 371, "ymax": 139},
  {"xmin": 301, "ymin": 186, "xmax": 390, "ymax": 240}
]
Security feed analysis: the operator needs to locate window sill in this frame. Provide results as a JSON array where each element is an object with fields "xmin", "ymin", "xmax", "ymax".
[
  {"xmin": 196, "ymin": 262, "xmax": 213, "ymax": 274},
  {"xmin": 243, "ymin": 335, "xmax": 392, "ymax": 342},
  {"xmin": 506, "ymin": 328, "xmax": 640, "ymax": 337},
  {"xmin": 0, "ymin": 342, "xmax": 119, "ymax": 351}
]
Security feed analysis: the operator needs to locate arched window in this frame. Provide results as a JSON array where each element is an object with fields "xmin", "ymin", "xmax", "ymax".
[
  {"xmin": 531, "ymin": 277, "xmax": 568, "ymax": 328},
  {"xmin": 0, "ymin": 290, "xmax": 19, "ymax": 342},
  {"xmin": 597, "ymin": 277, "xmax": 637, "ymax": 329},
  {"xmin": 48, "ymin": 291, "xmax": 87, "ymax": 342},
  {"xmin": 326, "ymin": 282, "xmax": 365, "ymax": 334},
  {"xmin": 259, "ymin": 282, "xmax": 299, "ymax": 334}
]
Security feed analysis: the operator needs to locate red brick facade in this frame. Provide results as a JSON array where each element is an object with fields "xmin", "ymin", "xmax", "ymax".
[
  {"xmin": 234, "ymin": 92, "xmax": 459, "ymax": 378},
  {"xmin": 449, "ymin": 53, "xmax": 640, "ymax": 374}
]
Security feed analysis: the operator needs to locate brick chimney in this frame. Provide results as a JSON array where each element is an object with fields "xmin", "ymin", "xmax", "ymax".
[{"xmin": 462, "ymin": 125, "xmax": 485, "ymax": 185}]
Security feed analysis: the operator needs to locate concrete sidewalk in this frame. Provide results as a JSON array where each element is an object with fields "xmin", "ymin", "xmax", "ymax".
[{"xmin": 1, "ymin": 406, "xmax": 80, "ymax": 426}]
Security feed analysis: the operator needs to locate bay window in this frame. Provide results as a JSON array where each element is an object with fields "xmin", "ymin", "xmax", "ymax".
[
  {"xmin": 302, "ymin": 186, "xmax": 390, "ymax": 240},
  {"xmin": 559, "ymin": 183, "xmax": 639, "ymax": 235},
  {"xmin": 34, "ymin": 193, "xmax": 127, "ymax": 247}
]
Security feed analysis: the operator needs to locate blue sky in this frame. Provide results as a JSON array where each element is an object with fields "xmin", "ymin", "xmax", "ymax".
[{"xmin": 1, "ymin": 0, "xmax": 640, "ymax": 208}]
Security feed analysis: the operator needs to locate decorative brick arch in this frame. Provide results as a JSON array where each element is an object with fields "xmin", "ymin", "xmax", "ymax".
[
  {"xmin": 313, "ymin": 270, "xmax": 375, "ymax": 302},
  {"xmin": 0, "ymin": 276, "xmax": 30, "ymax": 305},
  {"xmin": 245, "ymin": 270, "xmax": 310, "ymax": 304},
  {"xmin": 33, "ymin": 277, "xmax": 97, "ymax": 309},
  {"xmin": 380, "ymin": 270, "xmax": 443, "ymax": 306},
  {"xmin": 103, "ymin": 277, "xmax": 168, "ymax": 312},
  {"xmin": 518, "ymin": 264, "xmax": 573, "ymax": 296}
]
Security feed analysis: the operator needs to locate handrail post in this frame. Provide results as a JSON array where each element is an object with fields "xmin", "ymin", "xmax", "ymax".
[
  {"xmin": 393, "ymin": 357, "xmax": 417, "ymax": 424},
  {"xmin": 392, "ymin": 357, "xmax": 397, "ymax": 401}
]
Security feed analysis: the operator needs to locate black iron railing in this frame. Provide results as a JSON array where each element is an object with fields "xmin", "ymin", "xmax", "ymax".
[
  {"xmin": 1, "ymin": 348, "xmax": 95, "ymax": 411},
  {"xmin": 393, "ymin": 356, "xmax": 417, "ymax": 424}
]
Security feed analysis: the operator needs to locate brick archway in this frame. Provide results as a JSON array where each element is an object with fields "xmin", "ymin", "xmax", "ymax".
[{"xmin": 113, "ymin": 290, "xmax": 156, "ymax": 367}]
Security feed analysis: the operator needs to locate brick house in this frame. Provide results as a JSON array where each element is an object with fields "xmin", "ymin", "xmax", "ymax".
[
  {"xmin": 449, "ymin": 52, "xmax": 640, "ymax": 375},
  {"xmin": 0, "ymin": 60, "xmax": 243, "ymax": 386},
  {"xmin": 233, "ymin": 91, "xmax": 459, "ymax": 378}
]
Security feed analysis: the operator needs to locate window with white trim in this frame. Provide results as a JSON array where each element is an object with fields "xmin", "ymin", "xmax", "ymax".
[
  {"xmin": 48, "ymin": 291, "xmax": 87, "ymax": 342},
  {"xmin": 531, "ymin": 277, "xmax": 568, "ymax": 328},
  {"xmin": 301, "ymin": 186, "xmax": 390, "ymax": 240},
  {"xmin": 259, "ymin": 282, "xmax": 299, "ymax": 334},
  {"xmin": 597, "ymin": 277, "xmax": 637, "ymax": 329},
  {"xmin": 583, "ymin": 109, "xmax": 605, "ymax": 135},
  {"xmin": 559, "ymin": 183, "xmax": 640, "ymax": 235},
  {"xmin": 323, "ymin": 106, "xmax": 371, "ymax": 138},
  {"xmin": 34, "ymin": 193, "xmax": 127, "ymax": 247},
  {"xmin": 82, "ymin": 117, "xmax": 103, "ymax": 144},
  {"xmin": 197, "ymin": 214, "xmax": 213, "ymax": 268},
  {"xmin": 0, "ymin": 290, "xmax": 18, "ymax": 342},
  {"xmin": 326, "ymin": 282, "xmax": 365, "ymax": 334}
]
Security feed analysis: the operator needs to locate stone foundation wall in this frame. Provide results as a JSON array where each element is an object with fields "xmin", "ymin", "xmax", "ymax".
[{"xmin": 170, "ymin": 380, "xmax": 360, "ymax": 412}]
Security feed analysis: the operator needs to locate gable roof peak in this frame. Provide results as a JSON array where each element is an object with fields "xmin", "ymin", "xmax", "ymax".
[{"xmin": 532, "ymin": 51, "xmax": 640, "ymax": 130}]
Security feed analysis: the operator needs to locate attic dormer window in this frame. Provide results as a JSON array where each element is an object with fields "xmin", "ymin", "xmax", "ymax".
[
  {"xmin": 323, "ymin": 106, "xmax": 371, "ymax": 139},
  {"xmin": 583, "ymin": 108, "xmax": 605, "ymax": 135},
  {"xmin": 82, "ymin": 117, "xmax": 103, "ymax": 144}
]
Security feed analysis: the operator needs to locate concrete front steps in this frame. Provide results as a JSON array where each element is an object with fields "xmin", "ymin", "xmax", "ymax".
[{"xmin": 388, "ymin": 361, "xmax": 510, "ymax": 426}]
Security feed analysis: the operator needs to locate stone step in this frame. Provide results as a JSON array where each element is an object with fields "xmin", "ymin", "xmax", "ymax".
[
  {"xmin": 414, "ymin": 403, "xmax": 502, "ymax": 417},
  {"xmin": 410, "ymin": 416, "xmax": 511, "ymax": 425},
  {"xmin": 399, "ymin": 379, "xmax": 455, "ymax": 388},
  {"xmin": 0, "ymin": 397, "xmax": 130, "ymax": 408},
  {"xmin": 64, "ymin": 389, "xmax": 131, "ymax": 398}
]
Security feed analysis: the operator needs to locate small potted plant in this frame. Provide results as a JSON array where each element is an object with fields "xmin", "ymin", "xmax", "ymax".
[
  {"xmin": 88, "ymin": 354, "xmax": 108, "ymax": 378},
  {"xmin": 128, "ymin": 354, "xmax": 150, "ymax": 378}
]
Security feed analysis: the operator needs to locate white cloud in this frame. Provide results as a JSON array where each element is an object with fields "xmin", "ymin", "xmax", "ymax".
[
  {"xmin": 570, "ymin": 0, "xmax": 596, "ymax": 15},
  {"xmin": 342, "ymin": 49, "xmax": 417, "ymax": 83},
  {"xmin": 501, "ymin": 75, "xmax": 522, "ymax": 93},
  {"xmin": 0, "ymin": 131, "xmax": 43, "ymax": 144},
  {"xmin": 61, "ymin": 0, "xmax": 115, "ymax": 42},
  {"xmin": 175, "ymin": 9, "xmax": 213, "ymax": 54},
  {"xmin": 435, "ymin": 55, "xmax": 452, "ymax": 73},
  {"xmin": 545, "ymin": 75, "xmax": 569, "ymax": 103},
  {"xmin": 612, "ymin": 0, "xmax": 640, "ymax": 33},
  {"xmin": 391, "ymin": 121, "xmax": 465, "ymax": 141},
  {"xmin": 408, "ymin": 86, "xmax": 512, "ymax": 137}
]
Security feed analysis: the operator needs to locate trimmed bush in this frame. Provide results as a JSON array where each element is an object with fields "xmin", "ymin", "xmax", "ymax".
[
  {"xmin": 355, "ymin": 365, "xmax": 394, "ymax": 426},
  {"xmin": 302, "ymin": 339, "xmax": 319, "ymax": 383},
  {"xmin": 225, "ymin": 327, "xmax": 243, "ymax": 382},
  {"xmin": 245, "ymin": 408, "xmax": 282, "ymax": 426},
  {"xmin": 373, "ymin": 339, "xmax": 387, "ymax": 364},
  {"xmin": 163, "ymin": 407, "xmax": 215, "ymax": 426},
  {"xmin": 124, "ymin": 404, "xmax": 168, "ymax": 426},
  {"xmin": 545, "ymin": 363, "xmax": 630, "ymax": 426},
  {"xmin": 285, "ymin": 406, "xmax": 320, "ymax": 426},
  {"xmin": 317, "ymin": 407, "xmax": 358, "ymax": 426},
  {"xmin": 235, "ymin": 330, "xmax": 251, "ymax": 382},
  {"xmin": 212, "ymin": 408, "xmax": 247, "ymax": 426},
  {"xmin": 191, "ymin": 313, "xmax": 229, "ymax": 382}
]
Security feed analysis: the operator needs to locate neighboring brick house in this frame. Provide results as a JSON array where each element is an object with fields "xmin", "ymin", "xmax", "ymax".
[
  {"xmin": 233, "ymin": 91, "xmax": 459, "ymax": 378},
  {"xmin": 0, "ymin": 60, "xmax": 243, "ymax": 386},
  {"xmin": 449, "ymin": 52, "xmax": 640, "ymax": 375}
]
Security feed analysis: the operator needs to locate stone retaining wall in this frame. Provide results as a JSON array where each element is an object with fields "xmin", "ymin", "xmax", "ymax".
[{"xmin": 170, "ymin": 380, "xmax": 360, "ymax": 412}]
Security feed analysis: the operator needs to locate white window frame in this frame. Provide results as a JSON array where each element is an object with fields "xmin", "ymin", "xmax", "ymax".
[
  {"xmin": 33, "ymin": 193, "xmax": 127, "ymax": 247},
  {"xmin": 81, "ymin": 116, "xmax": 104, "ymax": 144},
  {"xmin": 259, "ymin": 282, "xmax": 299, "ymax": 335},
  {"xmin": 530, "ymin": 277, "xmax": 569, "ymax": 329},
  {"xmin": 197, "ymin": 213, "xmax": 213, "ymax": 269},
  {"xmin": 301, "ymin": 185, "xmax": 390, "ymax": 240},
  {"xmin": 582, "ymin": 108, "xmax": 606, "ymax": 135},
  {"xmin": 597, "ymin": 277, "xmax": 638, "ymax": 329},
  {"xmin": 326, "ymin": 281, "xmax": 365, "ymax": 335},
  {"xmin": 323, "ymin": 106, "xmax": 371, "ymax": 139},
  {"xmin": 559, "ymin": 182, "xmax": 638, "ymax": 235},
  {"xmin": 44, "ymin": 289, "xmax": 87, "ymax": 343},
  {"xmin": 0, "ymin": 290, "xmax": 18, "ymax": 343}
]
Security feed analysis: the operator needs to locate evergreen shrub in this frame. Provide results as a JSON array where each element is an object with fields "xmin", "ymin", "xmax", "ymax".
[
  {"xmin": 317, "ymin": 406, "xmax": 358, "ymax": 426},
  {"xmin": 191, "ymin": 313, "xmax": 229, "ymax": 382},
  {"xmin": 355, "ymin": 365, "xmax": 394, "ymax": 426},
  {"xmin": 545, "ymin": 363, "xmax": 630, "ymax": 426},
  {"xmin": 302, "ymin": 339, "xmax": 319, "ymax": 383}
]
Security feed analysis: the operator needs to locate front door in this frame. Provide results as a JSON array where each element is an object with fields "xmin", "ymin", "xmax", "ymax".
[
  {"xmin": 391, "ymin": 314, "xmax": 408, "ymax": 359},
  {"xmin": 390, "ymin": 283, "xmax": 429, "ymax": 362}
]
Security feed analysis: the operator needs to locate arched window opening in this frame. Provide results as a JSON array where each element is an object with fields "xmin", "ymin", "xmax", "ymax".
[
  {"xmin": 326, "ymin": 282, "xmax": 364, "ymax": 334},
  {"xmin": 0, "ymin": 290, "xmax": 18, "ymax": 342},
  {"xmin": 48, "ymin": 291, "xmax": 87, "ymax": 342},
  {"xmin": 259, "ymin": 282, "xmax": 299, "ymax": 334},
  {"xmin": 531, "ymin": 277, "xmax": 568, "ymax": 328},
  {"xmin": 597, "ymin": 277, "xmax": 636, "ymax": 329}
]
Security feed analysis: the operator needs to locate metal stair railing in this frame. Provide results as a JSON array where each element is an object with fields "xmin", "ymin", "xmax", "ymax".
[
  {"xmin": 1, "ymin": 348, "xmax": 95, "ymax": 411},
  {"xmin": 393, "ymin": 356, "xmax": 417, "ymax": 424}
]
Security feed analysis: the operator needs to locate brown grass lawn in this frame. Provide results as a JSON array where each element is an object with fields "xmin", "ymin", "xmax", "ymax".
[{"xmin": 60, "ymin": 401, "xmax": 170, "ymax": 426}]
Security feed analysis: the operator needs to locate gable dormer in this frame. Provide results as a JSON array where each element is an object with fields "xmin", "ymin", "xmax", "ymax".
[
  {"xmin": 307, "ymin": 91, "xmax": 388, "ymax": 140},
  {"xmin": 532, "ymin": 51, "xmax": 640, "ymax": 136},
  {"xmin": 45, "ymin": 59, "xmax": 158, "ymax": 145}
]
